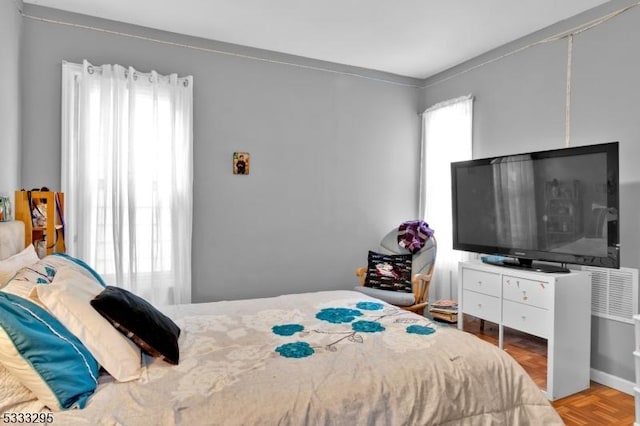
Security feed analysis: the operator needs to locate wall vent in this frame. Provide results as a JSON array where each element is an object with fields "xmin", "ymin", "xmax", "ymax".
[{"xmin": 582, "ymin": 266, "xmax": 638, "ymax": 324}]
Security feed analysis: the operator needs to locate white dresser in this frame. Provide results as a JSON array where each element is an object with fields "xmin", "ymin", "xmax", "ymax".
[
  {"xmin": 457, "ymin": 261, "xmax": 591, "ymax": 401},
  {"xmin": 634, "ymin": 314, "xmax": 640, "ymax": 426}
]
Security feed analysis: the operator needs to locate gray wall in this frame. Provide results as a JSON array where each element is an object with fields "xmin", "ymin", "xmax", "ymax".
[
  {"xmin": 420, "ymin": 0, "xmax": 640, "ymax": 383},
  {"xmin": 16, "ymin": 0, "xmax": 638, "ymax": 386},
  {"xmin": 19, "ymin": 5, "xmax": 421, "ymax": 302},
  {"xmin": 0, "ymin": 0, "xmax": 22, "ymax": 200}
]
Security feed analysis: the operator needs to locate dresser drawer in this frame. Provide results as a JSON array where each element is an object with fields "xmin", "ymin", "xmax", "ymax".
[
  {"xmin": 502, "ymin": 300, "xmax": 550, "ymax": 339},
  {"xmin": 462, "ymin": 290, "xmax": 500, "ymax": 323},
  {"xmin": 503, "ymin": 275, "xmax": 552, "ymax": 310},
  {"xmin": 462, "ymin": 268, "xmax": 501, "ymax": 297}
]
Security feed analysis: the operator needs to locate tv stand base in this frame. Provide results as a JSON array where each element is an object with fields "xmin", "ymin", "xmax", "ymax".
[{"xmin": 481, "ymin": 256, "xmax": 570, "ymax": 273}]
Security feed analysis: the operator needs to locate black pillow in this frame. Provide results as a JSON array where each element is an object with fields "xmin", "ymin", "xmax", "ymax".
[
  {"xmin": 364, "ymin": 251, "xmax": 413, "ymax": 293},
  {"xmin": 90, "ymin": 286, "xmax": 181, "ymax": 365}
]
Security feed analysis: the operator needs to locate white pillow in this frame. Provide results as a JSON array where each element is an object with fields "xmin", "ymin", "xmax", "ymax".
[
  {"xmin": 32, "ymin": 267, "xmax": 142, "ymax": 382},
  {"xmin": 1, "ymin": 257, "xmax": 58, "ymax": 306},
  {"xmin": 0, "ymin": 245, "xmax": 39, "ymax": 287}
]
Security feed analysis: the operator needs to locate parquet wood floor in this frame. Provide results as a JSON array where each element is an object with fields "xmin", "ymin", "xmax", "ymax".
[{"xmin": 460, "ymin": 317, "xmax": 636, "ymax": 425}]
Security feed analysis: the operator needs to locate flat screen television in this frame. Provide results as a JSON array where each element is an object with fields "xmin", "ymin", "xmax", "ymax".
[{"xmin": 451, "ymin": 142, "xmax": 619, "ymax": 272}]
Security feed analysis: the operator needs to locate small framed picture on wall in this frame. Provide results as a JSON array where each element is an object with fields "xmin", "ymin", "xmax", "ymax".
[{"xmin": 233, "ymin": 152, "xmax": 250, "ymax": 175}]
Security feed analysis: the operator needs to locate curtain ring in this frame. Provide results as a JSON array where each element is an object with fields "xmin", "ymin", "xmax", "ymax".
[
  {"xmin": 87, "ymin": 65, "xmax": 95, "ymax": 75},
  {"xmin": 183, "ymin": 79, "xmax": 189, "ymax": 87}
]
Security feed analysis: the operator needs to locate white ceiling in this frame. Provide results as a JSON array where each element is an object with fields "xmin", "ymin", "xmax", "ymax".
[{"xmin": 24, "ymin": 0, "xmax": 610, "ymax": 79}]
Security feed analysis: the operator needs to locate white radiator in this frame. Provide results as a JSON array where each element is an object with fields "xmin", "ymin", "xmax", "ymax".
[{"xmin": 582, "ymin": 266, "xmax": 639, "ymax": 324}]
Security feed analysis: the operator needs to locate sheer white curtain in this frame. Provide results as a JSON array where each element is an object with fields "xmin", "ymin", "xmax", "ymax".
[
  {"xmin": 61, "ymin": 60, "xmax": 193, "ymax": 306},
  {"xmin": 419, "ymin": 95, "xmax": 474, "ymax": 301},
  {"xmin": 492, "ymin": 155, "xmax": 538, "ymax": 248}
]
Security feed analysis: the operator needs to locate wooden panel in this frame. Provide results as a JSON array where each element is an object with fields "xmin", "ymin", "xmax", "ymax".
[
  {"xmin": 463, "ymin": 316, "xmax": 635, "ymax": 426},
  {"xmin": 14, "ymin": 190, "xmax": 65, "ymax": 257},
  {"xmin": 553, "ymin": 382, "xmax": 636, "ymax": 426}
]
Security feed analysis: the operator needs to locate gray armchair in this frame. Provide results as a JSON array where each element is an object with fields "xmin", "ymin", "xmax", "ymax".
[{"xmin": 355, "ymin": 229, "xmax": 437, "ymax": 316}]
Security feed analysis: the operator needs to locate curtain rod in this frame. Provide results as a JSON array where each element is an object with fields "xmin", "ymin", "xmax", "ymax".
[{"xmin": 63, "ymin": 60, "xmax": 192, "ymax": 86}]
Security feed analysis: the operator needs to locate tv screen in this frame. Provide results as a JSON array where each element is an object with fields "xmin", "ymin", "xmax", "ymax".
[{"xmin": 451, "ymin": 142, "xmax": 619, "ymax": 272}]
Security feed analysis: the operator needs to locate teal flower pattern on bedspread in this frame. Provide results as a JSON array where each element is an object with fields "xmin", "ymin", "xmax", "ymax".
[
  {"xmin": 272, "ymin": 324, "xmax": 304, "ymax": 336},
  {"xmin": 406, "ymin": 324, "xmax": 435, "ymax": 335},
  {"xmin": 273, "ymin": 300, "xmax": 438, "ymax": 359},
  {"xmin": 276, "ymin": 342, "xmax": 315, "ymax": 359},
  {"xmin": 351, "ymin": 320, "xmax": 385, "ymax": 333},
  {"xmin": 315, "ymin": 308, "xmax": 363, "ymax": 324},
  {"xmin": 355, "ymin": 301, "xmax": 384, "ymax": 311}
]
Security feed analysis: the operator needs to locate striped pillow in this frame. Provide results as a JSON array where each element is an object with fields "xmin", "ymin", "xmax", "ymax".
[{"xmin": 0, "ymin": 292, "xmax": 99, "ymax": 410}]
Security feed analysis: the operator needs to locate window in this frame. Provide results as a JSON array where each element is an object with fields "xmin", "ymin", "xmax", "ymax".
[
  {"xmin": 419, "ymin": 95, "xmax": 473, "ymax": 301},
  {"xmin": 61, "ymin": 60, "xmax": 193, "ymax": 305}
]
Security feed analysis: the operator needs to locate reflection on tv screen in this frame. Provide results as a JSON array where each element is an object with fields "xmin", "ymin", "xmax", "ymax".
[{"xmin": 455, "ymin": 152, "xmax": 613, "ymax": 258}]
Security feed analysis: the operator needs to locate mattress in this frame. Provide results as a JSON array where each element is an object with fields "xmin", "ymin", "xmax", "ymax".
[{"xmin": 45, "ymin": 290, "xmax": 562, "ymax": 425}]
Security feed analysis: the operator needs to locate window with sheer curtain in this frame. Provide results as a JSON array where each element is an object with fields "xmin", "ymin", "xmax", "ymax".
[
  {"xmin": 419, "ymin": 95, "xmax": 474, "ymax": 301},
  {"xmin": 61, "ymin": 60, "xmax": 193, "ymax": 306}
]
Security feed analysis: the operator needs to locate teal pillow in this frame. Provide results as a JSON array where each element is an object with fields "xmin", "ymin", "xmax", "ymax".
[{"xmin": 0, "ymin": 292, "xmax": 99, "ymax": 410}]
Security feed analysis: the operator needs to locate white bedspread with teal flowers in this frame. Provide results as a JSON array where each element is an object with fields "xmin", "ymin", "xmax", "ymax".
[{"xmin": 52, "ymin": 290, "xmax": 562, "ymax": 425}]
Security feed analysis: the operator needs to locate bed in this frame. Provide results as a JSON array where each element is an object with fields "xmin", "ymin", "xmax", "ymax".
[{"xmin": 0, "ymin": 221, "xmax": 563, "ymax": 425}]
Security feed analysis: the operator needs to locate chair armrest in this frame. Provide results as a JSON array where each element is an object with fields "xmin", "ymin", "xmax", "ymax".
[
  {"xmin": 411, "ymin": 273, "xmax": 432, "ymax": 305},
  {"xmin": 355, "ymin": 267, "xmax": 367, "ymax": 286},
  {"xmin": 413, "ymin": 273, "xmax": 433, "ymax": 284}
]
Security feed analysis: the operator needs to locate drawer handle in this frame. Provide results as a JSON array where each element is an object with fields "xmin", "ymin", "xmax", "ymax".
[
  {"xmin": 477, "ymin": 303, "xmax": 482, "ymax": 309},
  {"xmin": 522, "ymin": 291, "xmax": 528, "ymax": 301},
  {"xmin": 477, "ymin": 281, "xmax": 482, "ymax": 285},
  {"xmin": 521, "ymin": 315, "xmax": 526, "ymax": 321}
]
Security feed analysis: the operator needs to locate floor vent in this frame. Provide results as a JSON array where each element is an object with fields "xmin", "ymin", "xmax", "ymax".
[{"xmin": 582, "ymin": 266, "xmax": 638, "ymax": 324}]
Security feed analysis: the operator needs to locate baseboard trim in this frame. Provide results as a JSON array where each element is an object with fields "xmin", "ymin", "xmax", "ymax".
[{"xmin": 590, "ymin": 368, "xmax": 635, "ymax": 395}]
